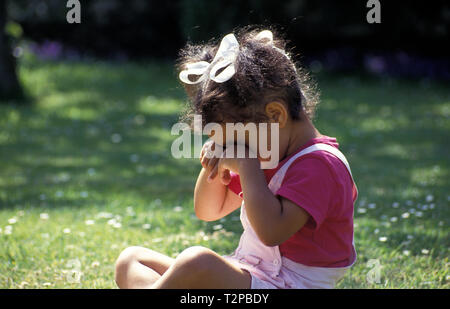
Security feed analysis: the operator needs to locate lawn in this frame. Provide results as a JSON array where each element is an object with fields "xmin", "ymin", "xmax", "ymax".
[{"xmin": 0, "ymin": 53, "xmax": 449, "ymax": 288}]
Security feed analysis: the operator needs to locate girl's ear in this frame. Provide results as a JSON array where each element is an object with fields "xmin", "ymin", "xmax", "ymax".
[{"xmin": 265, "ymin": 101, "xmax": 288, "ymax": 128}]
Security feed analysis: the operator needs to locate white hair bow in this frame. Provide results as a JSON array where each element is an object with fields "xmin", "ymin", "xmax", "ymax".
[
  {"xmin": 255, "ymin": 30, "xmax": 291, "ymax": 60},
  {"xmin": 254, "ymin": 30, "xmax": 274, "ymax": 43},
  {"xmin": 179, "ymin": 33, "xmax": 240, "ymax": 84}
]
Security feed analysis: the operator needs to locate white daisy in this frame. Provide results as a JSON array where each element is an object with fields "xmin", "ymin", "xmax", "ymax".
[
  {"xmin": 40, "ymin": 213, "xmax": 49, "ymax": 220},
  {"xmin": 153, "ymin": 199, "xmax": 162, "ymax": 206},
  {"xmin": 19, "ymin": 281, "xmax": 29, "ymax": 288},
  {"xmin": 91, "ymin": 261, "xmax": 100, "ymax": 268},
  {"xmin": 107, "ymin": 219, "xmax": 117, "ymax": 226},
  {"xmin": 134, "ymin": 114, "xmax": 146, "ymax": 125},
  {"xmin": 130, "ymin": 154, "xmax": 139, "ymax": 163},
  {"xmin": 379, "ymin": 236, "xmax": 388, "ymax": 242},
  {"xmin": 126, "ymin": 207, "xmax": 135, "ymax": 216},
  {"xmin": 111, "ymin": 133, "xmax": 122, "ymax": 143},
  {"xmin": 213, "ymin": 224, "xmax": 223, "ymax": 231},
  {"xmin": 4, "ymin": 225, "xmax": 13, "ymax": 235},
  {"xmin": 113, "ymin": 222, "xmax": 122, "ymax": 229},
  {"xmin": 96, "ymin": 212, "xmax": 113, "ymax": 219}
]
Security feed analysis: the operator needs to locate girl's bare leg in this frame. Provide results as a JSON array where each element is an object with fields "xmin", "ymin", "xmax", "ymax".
[
  {"xmin": 115, "ymin": 246, "xmax": 175, "ymax": 289},
  {"xmin": 151, "ymin": 246, "xmax": 252, "ymax": 289}
]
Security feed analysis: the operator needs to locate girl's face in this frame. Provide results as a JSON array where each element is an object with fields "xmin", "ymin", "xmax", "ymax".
[
  {"xmin": 206, "ymin": 101, "xmax": 291, "ymax": 168},
  {"xmin": 207, "ymin": 120, "xmax": 281, "ymax": 168}
]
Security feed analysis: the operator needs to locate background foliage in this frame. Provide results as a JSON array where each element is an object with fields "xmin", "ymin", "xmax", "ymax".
[{"xmin": 8, "ymin": 0, "xmax": 450, "ymax": 58}]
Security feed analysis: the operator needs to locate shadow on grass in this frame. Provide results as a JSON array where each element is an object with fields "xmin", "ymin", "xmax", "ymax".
[
  {"xmin": 0, "ymin": 59, "xmax": 198, "ymax": 210},
  {"xmin": 0, "ymin": 61, "xmax": 449, "ymax": 235}
]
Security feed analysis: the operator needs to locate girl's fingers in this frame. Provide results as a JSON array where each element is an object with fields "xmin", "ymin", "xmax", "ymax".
[
  {"xmin": 200, "ymin": 147, "xmax": 209, "ymax": 163},
  {"xmin": 200, "ymin": 141, "xmax": 216, "ymax": 164},
  {"xmin": 207, "ymin": 163, "xmax": 219, "ymax": 183},
  {"xmin": 200, "ymin": 147, "xmax": 205, "ymax": 160},
  {"xmin": 201, "ymin": 155, "xmax": 209, "ymax": 168},
  {"xmin": 220, "ymin": 168, "xmax": 231, "ymax": 186},
  {"xmin": 207, "ymin": 156, "xmax": 218, "ymax": 170}
]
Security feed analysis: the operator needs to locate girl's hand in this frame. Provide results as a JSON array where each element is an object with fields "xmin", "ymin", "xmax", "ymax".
[
  {"xmin": 199, "ymin": 141, "xmax": 230, "ymax": 184},
  {"xmin": 212, "ymin": 144, "xmax": 259, "ymax": 186},
  {"xmin": 199, "ymin": 140, "xmax": 215, "ymax": 168}
]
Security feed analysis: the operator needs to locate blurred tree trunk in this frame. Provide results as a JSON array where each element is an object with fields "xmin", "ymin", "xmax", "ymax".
[{"xmin": 0, "ymin": 0, "xmax": 23, "ymax": 101}]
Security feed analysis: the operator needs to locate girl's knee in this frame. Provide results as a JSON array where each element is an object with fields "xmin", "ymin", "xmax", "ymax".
[
  {"xmin": 175, "ymin": 246, "xmax": 217, "ymax": 275},
  {"xmin": 116, "ymin": 246, "xmax": 142, "ymax": 266},
  {"xmin": 114, "ymin": 246, "xmax": 142, "ymax": 287}
]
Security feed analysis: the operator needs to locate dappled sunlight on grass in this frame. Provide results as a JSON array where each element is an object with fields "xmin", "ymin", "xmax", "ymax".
[{"xmin": 0, "ymin": 58, "xmax": 448, "ymax": 288}]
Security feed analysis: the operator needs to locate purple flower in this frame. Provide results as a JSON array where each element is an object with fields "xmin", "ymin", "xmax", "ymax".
[
  {"xmin": 365, "ymin": 55, "xmax": 385, "ymax": 74},
  {"xmin": 30, "ymin": 40, "xmax": 63, "ymax": 60}
]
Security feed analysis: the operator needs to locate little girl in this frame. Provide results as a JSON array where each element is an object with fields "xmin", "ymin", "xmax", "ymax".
[{"xmin": 114, "ymin": 27, "xmax": 358, "ymax": 289}]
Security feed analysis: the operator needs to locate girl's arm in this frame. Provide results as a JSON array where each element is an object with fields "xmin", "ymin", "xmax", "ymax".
[
  {"xmin": 194, "ymin": 168, "xmax": 242, "ymax": 221},
  {"xmin": 219, "ymin": 153, "xmax": 310, "ymax": 247},
  {"xmin": 194, "ymin": 141, "xmax": 242, "ymax": 222}
]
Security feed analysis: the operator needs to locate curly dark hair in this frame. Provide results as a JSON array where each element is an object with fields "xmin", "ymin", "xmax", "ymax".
[{"xmin": 176, "ymin": 26, "xmax": 319, "ymax": 127}]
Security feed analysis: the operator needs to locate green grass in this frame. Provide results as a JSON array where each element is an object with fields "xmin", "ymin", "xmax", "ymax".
[{"xmin": 0, "ymin": 53, "xmax": 449, "ymax": 288}]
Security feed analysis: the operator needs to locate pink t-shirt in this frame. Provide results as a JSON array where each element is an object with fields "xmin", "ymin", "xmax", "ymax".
[{"xmin": 227, "ymin": 135, "xmax": 358, "ymax": 267}]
